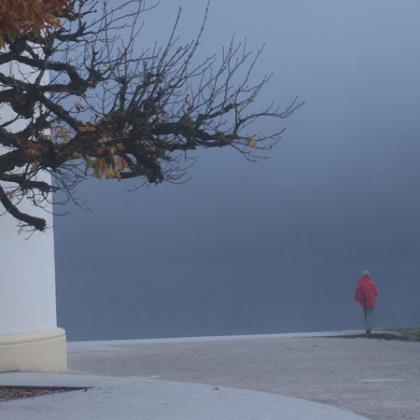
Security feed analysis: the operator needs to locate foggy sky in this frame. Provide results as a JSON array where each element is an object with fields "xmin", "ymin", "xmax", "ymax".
[{"xmin": 54, "ymin": 0, "xmax": 420, "ymax": 340}]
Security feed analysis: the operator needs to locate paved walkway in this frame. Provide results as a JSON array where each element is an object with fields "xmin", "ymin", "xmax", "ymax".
[
  {"xmin": 2, "ymin": 330, "xmax": 419, "ymax": 419},
  {"xmin": 0, "ymin": 371, "xmax": 366, "ymax": 420}
]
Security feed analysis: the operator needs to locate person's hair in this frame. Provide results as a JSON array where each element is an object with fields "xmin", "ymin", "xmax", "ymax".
[{"xmin": 362, "ymin": 270, "xmax": 370, "ymax": 277}]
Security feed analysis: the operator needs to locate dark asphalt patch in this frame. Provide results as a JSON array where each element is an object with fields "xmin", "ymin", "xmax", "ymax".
[
  {"xmin": 0, "ymin": 385, "xmax": 89, "ymax": 402},
  {"xmin": 322, "ymin": 333, "xmax": 414, "ymax": 341}
]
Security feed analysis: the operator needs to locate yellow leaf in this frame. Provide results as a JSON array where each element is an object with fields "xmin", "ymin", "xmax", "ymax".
[{"xmin": 245, "ymin": 138, "xmax": 257, "ymax": 148}]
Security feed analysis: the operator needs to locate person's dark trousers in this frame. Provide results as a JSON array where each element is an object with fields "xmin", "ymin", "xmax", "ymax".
[{"xmin": 363, "ymin": 307, "xmax": 374, "ymax": 334}]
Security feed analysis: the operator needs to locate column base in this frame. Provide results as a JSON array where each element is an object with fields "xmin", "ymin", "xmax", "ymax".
[{"xmin": 0, "ymin": 328, "xmax": 67, "ymax": 372}]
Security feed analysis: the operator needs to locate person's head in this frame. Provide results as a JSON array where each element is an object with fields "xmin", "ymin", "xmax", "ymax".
[{"xmin": 362, "ymin": 270, "xmax": 370, "ymax": 277}]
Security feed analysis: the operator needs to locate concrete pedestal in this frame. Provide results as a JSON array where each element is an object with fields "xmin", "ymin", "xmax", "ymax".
[{"xmin": 0, "ymin": 329, "xmax": 67, "ymax": 372}]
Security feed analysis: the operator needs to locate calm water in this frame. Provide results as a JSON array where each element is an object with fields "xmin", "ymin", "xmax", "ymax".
[{"xmin": 56, "ymin": 257, "xmax": 420, "ymax": 341}]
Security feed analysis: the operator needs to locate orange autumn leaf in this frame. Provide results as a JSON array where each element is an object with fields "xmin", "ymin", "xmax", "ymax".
[
  {"xmin": 115, "ymin": 157, "xmax": 128, "ymax": 171},
  {"xmin": 96, "ymin": 158, "xmax": 106, "ymax": 175},
  {"xmin": 24, "ymin": 142, "xmax": 41, "ymax": 157},
  {"xmin": 77, "ymin": 123, "xmax": 97, "ymax": 133}
]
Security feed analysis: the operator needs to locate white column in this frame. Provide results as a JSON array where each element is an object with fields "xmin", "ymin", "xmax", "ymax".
[{"xmin": 0, "ymin": 62, "xmax": 67, "ymax": 372}]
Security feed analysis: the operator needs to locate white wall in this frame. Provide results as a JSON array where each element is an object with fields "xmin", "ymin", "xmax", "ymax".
[
  {"xmin": 0, "ymin": 203, "xmax": 57, "ymax": 336},
  {"xmin": 0, "ymin": 62, "xmax": 58, "ymax": 336}
]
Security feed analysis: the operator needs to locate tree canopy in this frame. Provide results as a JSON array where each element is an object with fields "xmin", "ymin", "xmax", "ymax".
[{"xmin": 0, "ymin": 0, "xmax": 301, "ymax": 232}]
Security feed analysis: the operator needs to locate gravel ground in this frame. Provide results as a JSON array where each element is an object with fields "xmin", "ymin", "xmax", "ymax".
[{"xmin": 69, "ymin": 332, "xmax": 420, "ymax": 420}]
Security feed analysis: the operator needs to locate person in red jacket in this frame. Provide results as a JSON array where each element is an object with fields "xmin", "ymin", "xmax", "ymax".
[{"xmin": 354, "ymin": 271, "xmax": 379, "ymax": 335}]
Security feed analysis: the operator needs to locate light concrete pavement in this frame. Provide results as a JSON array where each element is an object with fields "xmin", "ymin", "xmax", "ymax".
[
  {"xmin": 0, "ymin": 372, "xmax": 367, "ymax": 420},
  {"xmin": 1, "ymin": 330, "xmax": 419, "ymax": 419},
  {"xmin": 67, "ymin": 331, "xmax": 420, "ymax": 420}
]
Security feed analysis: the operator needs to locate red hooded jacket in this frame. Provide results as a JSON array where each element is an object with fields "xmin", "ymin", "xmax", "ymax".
[{"xmin": 354, "ymin": 276, "xmax": 378, "ymax": 308}]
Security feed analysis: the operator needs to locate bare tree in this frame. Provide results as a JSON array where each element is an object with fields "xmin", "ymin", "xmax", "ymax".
[{"xmin": 0, "ymin": 0, "xmax": 302, "ymax": 232}]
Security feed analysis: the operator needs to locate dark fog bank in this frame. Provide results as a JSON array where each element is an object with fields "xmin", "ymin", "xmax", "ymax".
[{"xmin": 54, "ymin": 0, "xmax": 420, "ymax": 340}]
